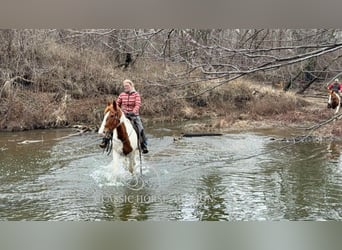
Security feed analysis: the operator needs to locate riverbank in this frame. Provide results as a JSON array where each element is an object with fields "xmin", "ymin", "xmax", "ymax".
[
  {"xmin": 0, "ymin": 52, "xmax": 338, "ymax": 137},
  {"xmin": 0, "ymin": 31, "xmax": 341, "ymax": 138},
  {"xmin": 1, "ymin": 79, "xmax": 340, "ymax": 139}
]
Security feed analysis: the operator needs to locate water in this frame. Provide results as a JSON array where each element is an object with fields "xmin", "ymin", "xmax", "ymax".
[{"xmin": 0, "ymin": 126, "xmax": 342, "ymax": 221}]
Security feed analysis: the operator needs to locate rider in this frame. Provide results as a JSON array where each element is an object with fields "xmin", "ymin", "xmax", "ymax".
[
  {"xmin": 327, "ymin": 78, "xmax": 342, "ymax": 94},
  {"xmin": 100, "ymin": 79, "xmax": 148, "ymax": 154}
]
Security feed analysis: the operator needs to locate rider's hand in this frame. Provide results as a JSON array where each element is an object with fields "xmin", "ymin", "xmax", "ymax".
[{"xmin": 126, "ymin": 112, "xmax": 135, "ymax": 116}]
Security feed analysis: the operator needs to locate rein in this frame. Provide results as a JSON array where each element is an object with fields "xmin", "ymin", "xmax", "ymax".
[
  {"xmin": 102, "ymin": 113, "xmax": 121, "ymax": 155},
  {"xmin": 103, "ymin": 131, "xmax": 113, "ymax": 155},
  {"xmin": 102, "ymin": 118, "xmax": 123, "ymax": 155}
]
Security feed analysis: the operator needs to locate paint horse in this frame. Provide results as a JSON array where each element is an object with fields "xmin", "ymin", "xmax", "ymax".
[
  {"xmin": 98, "ymin": 101, "xmax": 139, "ymax": 174},
  {"xmin": 327, "ymin": 90, "xmax": 341, "ymax": 114}
]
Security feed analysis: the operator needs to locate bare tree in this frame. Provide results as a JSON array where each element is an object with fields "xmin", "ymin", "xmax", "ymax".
[{"xmin": 2, "ymin": 29, "xmax": 342, "ymax": 97}]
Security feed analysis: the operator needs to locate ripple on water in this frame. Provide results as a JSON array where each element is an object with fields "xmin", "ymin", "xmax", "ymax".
[{"xmin": 1, "ymin": 130, "xmax": 342, "ymax": 221}]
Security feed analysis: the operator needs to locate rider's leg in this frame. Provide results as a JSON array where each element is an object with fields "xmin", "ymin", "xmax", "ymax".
[{"xmin": 135, "ymin": 116, "xmax": 148, "ymax": 153}]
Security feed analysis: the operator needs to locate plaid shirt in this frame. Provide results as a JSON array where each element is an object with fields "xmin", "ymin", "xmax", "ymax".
[
  {"xmin": 117, "ymin": 91, "xmax": 141, "ymax": 115},
  {"xmin": 328, "ymin": 82, "xmax": 342, "ymax": 92}
]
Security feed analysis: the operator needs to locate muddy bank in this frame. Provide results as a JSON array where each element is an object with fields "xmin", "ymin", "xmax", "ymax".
[{"xmin": 1, "ymin": 81, "xmax": 340, "ymax": 140}]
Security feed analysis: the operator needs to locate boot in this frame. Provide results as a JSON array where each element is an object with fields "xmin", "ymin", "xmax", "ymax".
[
  {"xmin": 141, "ymin": 143, "xmax": 148, "ymax": 154},
  {"xmin": 140, "ymin": 130, "xmax": 148, "ymax": 154}
]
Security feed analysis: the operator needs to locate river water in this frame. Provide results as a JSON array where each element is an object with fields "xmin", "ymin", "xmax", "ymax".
[{"xmin": 0, "ymin": 125, "xmax": 341, "ymax": 221}]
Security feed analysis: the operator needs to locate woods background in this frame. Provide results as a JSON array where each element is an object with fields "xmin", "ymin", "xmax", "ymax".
[{"xmin": 1, "ymin": 29, "xmax": 342, "ymax": 131}]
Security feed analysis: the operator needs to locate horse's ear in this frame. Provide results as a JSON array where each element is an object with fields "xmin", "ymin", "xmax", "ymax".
[
  {"xmin": 104, "ymin": 101, "xmax": 111, "ymax": 114},
  {"xmin": 112, "ymin": 100, "xmax": 118, "ymax": 110}
]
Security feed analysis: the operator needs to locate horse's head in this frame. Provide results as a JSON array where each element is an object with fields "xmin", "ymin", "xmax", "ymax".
[{"xmin": 104, "ymin": 101, "xmax": 123, "ymax": 132}]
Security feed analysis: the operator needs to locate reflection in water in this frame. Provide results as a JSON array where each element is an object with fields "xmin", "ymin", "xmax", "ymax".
[
  {"xmin": 100, "ymin": 186, "xmax": 151, "ymax": 221},
  {"xmin": 327, "ymin": 141, "xmax": 341, "ymax": 162},
  {"xmin": 1, "ymin": 128, "xmax": 342, "ymax": 221},
  {"xmin": 196, "ymin": 174, "xmax": 228, "ymax": 221},
  {"xmin": 262, "ymin": 141, "xmax": 342, "ymax": 220}
]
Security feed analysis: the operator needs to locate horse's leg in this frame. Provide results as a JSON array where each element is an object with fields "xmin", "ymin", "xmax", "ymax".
[
  {"xmin": 128, "ymin": 157, "xmax": 133, "ymax": 174},
  {"xmin": 336, "ymin": 95, "xmax": 341, "ymax": 114},
  {"xmin": 127, "ymin": 151, "xmax": 137, "ymax": 174},
  {"xmin": 328, "ymin": 95, "xmax": 332, "ymax": 108},
  {"xmin": 112, "ymin": 150, "xmax": 120, "ymax": 173},
  {"xmin": 128, "ymin": 153, "xmax": 134, "ymax": 174},
  {"xmin": 335, "ymin": 106, "xmax": 340, "ymax": 114}
]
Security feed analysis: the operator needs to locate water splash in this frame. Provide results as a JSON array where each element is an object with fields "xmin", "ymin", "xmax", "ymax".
[{"xmin": 90, "ymin": 160, "xmax": 146, "ymax": 191}]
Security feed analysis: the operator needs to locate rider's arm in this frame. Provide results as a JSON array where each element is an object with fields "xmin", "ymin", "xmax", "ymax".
[
  {"xmin": 117, "ymin": 93, "xmax": 123, "ymax": 107},
  {"xmin": 132, "ymin": 93, "xmax": 141, "ymax": 115}
]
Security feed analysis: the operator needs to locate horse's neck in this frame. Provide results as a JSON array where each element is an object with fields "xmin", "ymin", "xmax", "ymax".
[
  {"xmin": 115, "ymin": 115, "xmax": 134, "ymax": 138},
  {"xmin": 115, "ymin": 115, "xmax": 137, "ymax": 154}
]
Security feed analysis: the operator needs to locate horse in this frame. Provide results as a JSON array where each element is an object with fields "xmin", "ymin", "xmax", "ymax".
[
  {"xmin": 98, "ymin": 101, "xmax": 139, "ymax": 174},
  {"xmin": 327, "ymin": 90, "xmax": 341, "ymax": 114}
]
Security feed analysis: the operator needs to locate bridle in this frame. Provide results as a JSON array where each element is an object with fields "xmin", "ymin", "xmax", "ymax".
[{"xmin": 102, "ymin": 110, "xmax": 121, "ymax": 155}]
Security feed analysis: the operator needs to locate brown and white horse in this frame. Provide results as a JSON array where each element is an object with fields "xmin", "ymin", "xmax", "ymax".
[
  {"xmin": 327, "ymin": 90, "xmax": 341, "ymax": 114},
  {"xmin": 98, "ymin": 101, "xmax": 139, "ymax": 174}
]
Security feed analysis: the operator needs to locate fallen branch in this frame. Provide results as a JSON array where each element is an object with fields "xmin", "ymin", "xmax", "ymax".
[
  {"xmin": 182, "ymin": 133, "xmax": 223, "ymax": 137},
  {"xmin": 305, "ymin": 112, "xmax": 342, "ymax": 131}
]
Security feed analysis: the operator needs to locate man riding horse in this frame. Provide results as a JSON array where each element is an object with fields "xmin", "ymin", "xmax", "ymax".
[
  {"xmin": 327, "ymin": 78, "xmax": 342, "ymax": 95},
  {"xmin": 100, "ymin": 79, "xmax": 148, "ymax": 154},
  {"xmin": 327, "ymin": 78, "xmax": 342, "ymax": 113}
]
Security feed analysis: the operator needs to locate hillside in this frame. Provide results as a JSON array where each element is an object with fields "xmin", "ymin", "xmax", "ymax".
[{"xmin": 0, "ymin": 36, "xmax": 341, "ymax": 136}]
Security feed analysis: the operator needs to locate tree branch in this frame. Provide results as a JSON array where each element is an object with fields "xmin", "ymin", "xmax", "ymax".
[
  {"xmin": 305, "ymin": 113, "xmax": 342, "ymax": 131},
  {"xmin": 182, "ymin": 43, "xmax": 342, "ymax": 99}
]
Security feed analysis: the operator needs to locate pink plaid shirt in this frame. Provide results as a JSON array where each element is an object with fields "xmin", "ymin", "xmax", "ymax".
[{"xmin": 117, "ymin": 91, "xmax": 141, "ymax": 115}]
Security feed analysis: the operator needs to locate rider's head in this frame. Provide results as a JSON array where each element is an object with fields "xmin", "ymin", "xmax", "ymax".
[{"xmin": 123, "ymin": 79, "xmax": 135, "ymax": 93}]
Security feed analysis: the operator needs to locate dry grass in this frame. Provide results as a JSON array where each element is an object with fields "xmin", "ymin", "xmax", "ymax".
[
  {"xmin": 0, "ymin": 41, "xmax": 321, "ymax": 131},
  {"xmin": 0, "ymin": 90, "xmax": 56, "ymax": 130},
  {"xmin": 191, "ymin": 78, "xmax": 308, "ymax": 117}
]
